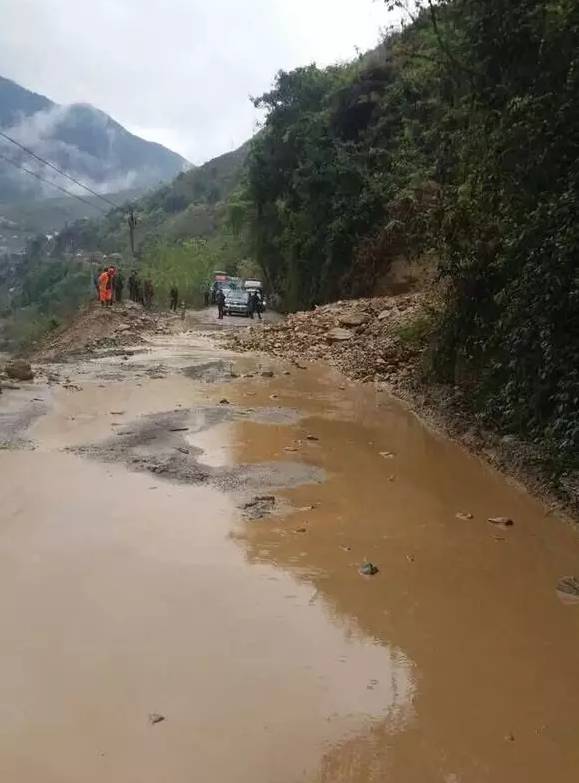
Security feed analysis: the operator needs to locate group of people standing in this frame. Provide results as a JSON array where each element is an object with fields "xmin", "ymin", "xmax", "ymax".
[{"xmin": 94, "ymin": 267, "xmax": 156, "ymax": 308}]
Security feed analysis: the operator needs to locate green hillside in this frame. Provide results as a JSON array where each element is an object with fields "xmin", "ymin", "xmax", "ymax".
[
  {"xmin": 53, "ymin": 140, "xmax": 250, "ymax": 258},
  {"xmin": 0, "ymin": 188, "xmax": 145, "ymax": 253}
]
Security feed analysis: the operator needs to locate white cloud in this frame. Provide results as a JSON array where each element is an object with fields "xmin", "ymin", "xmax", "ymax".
[{"xmin": 0, "ymin": 0, "xmax": 395, "ymax": 164}]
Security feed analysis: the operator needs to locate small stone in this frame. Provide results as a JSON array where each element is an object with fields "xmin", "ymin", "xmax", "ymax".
[
  {"xmin": 504, "ymin": 733, "xmax": 515, "ymax": 742},
  {"xmin": 295, "ymin": 527, "xmax": 307, "ymax": 534},
  {"xmin": 359, "ymin": 562, "xmax": 379, "ymax": 576},
  {"xmin": 261, "ymin": 370, "xmax": 274, "ymax": 377},
  {"xmin": 556, "ymin": 576, "xmax": 579, "ymax": 604},
  {"xmin": 326, "ymin": 327, "xmax": 354, "ymax": 342},
  {"xmin": 488, "ymin": 516, "xmax": 514, "ymax": 528},
  {"xmin": 219, "ymin": 398, "xmax": 230, "ymax": 405},
  {"xmin": 306, "ymin": 435, "xmax": 319, "ymax": 441},
  {"xmin": 379, "ymin": 451, "xmax": 395, "ymax": 459},
  {"xmin": 338, "ymin": 312, "xmax": 369, "ymax": 328},
  {"xmin": 243, "ymin": 495, "xmax": 276, "ymax": 519},
  {"xmin": 149, "ymin": 713, "xmax": 165, "ymax": 725},
  {"xmin": 456, "ymin": 512, "xmax": 474, "ymax": 521}
]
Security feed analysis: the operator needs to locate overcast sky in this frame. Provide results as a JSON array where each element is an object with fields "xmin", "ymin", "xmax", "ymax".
[{"xmin": 0, "ymin": 0, "xmax": 395, "ymax": 165}]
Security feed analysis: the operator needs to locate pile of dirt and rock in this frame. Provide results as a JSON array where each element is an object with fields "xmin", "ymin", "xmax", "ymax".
[
  {"xmin": 30, "ymin": 303, "xmax": 164, "ymax": 362},
  {"xmin": 226, "ymin": 293, "xmax": 429, "ymax": 389}
]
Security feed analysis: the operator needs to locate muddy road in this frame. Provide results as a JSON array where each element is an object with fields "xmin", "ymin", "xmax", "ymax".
[{"xmin": 1, "ymin": 311, "xmax": 579, "ymax": 782}]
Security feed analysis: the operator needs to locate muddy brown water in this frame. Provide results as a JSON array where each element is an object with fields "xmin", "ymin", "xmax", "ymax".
[{"xmin": 1, "ymin": 326, "xmax": 578, "ymax": 782}]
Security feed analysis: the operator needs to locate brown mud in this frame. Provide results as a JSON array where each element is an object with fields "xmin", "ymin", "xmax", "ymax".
[{"xmin": 0, "ymin": 307, "xmax": 578, "ymax": 782}]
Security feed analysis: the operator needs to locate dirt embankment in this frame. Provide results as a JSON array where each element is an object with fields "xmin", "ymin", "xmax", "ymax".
[
  {"xmin": 226, "ymin": 294, "xmax": 577, "ymax": 518},
  {"xmin": 29, "ymin": 303, "xmax": 170, "ymax": 362}
]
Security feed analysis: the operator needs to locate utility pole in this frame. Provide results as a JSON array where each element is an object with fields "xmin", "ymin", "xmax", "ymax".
[{"xmin": 128, "ymin": 208, "xmax": 137, "ymax": 259}]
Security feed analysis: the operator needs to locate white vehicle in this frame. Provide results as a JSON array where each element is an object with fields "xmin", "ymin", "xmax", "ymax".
[{"xmin": 243, "ymin": 279, "xmax": 263, "ymax": 291}]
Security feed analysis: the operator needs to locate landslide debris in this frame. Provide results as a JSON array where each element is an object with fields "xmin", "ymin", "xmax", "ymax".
[
  {"xmin": 226, "ymin": 293, "xmax": 428, "ymax": 390},
  {"xmin": 30, "ymin": 303, "xmax": 164, "ymax": 362}
]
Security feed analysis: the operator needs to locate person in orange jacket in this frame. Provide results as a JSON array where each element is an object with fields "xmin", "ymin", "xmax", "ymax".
[{"xmin": 98, "ymin": 268, "xmax": 112, "ymax": 307}]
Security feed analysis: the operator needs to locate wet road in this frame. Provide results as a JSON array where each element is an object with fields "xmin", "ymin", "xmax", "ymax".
[{"xmin": 0, "ymin": 321, "xmax": 578, "ymax": 782}]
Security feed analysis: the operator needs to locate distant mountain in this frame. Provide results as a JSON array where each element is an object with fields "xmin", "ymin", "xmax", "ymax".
[{"xmin": 0, "ymin": 76, "xmax": 189, "ymax": 204}]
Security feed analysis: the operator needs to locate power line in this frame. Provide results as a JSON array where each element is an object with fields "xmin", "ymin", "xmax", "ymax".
[
  {"xmin": 0, "ymin": 130, "xmax": 120, "ymax": 210},
  {"xmin": 0, "ymin": 151, "xmax": 108, "ymax": 214}
]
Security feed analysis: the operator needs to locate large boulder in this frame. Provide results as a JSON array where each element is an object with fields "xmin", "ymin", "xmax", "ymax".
[
  {"xmin": 5, "ymin": 360, "xmax": 34, "ymax": 381},
  {"xmin": 327, "ymin": 327, "xmax": 354, "ymax": 342}
]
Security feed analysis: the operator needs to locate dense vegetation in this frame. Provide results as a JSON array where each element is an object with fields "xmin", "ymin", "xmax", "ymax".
[{"xmin": 241, "ymin": 0, "xmax": 578, "ymax": 479}]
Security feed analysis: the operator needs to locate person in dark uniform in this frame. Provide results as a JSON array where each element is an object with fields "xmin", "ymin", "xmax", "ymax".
[
  {"xmin": 216, "ymin": 288, "xmax": 226, "ymax": 320},
  {"xmin": 143, "ymin": 279, "xmax": 154, "ymax": 309},
  {"xmin": 114, "ymin": 270, "xmax": 124, "ymax": 303},
  {"xmin": 249, "ymin": 291, "xmax": 262, "ymax": 320},
  {"xmin": 169, "ymin": 286, "xmax": 179, "ymax": 312},
  {"xmin": 128, "ymin": 271, "xmax": 137, "ymax": 301},
  {"xmin": 134, "ymin": 277, "xmax": 143, "ymax": 304},
  {"xmin": 93, "ymin": 268, "xmax": 100, "ymax": 300}
]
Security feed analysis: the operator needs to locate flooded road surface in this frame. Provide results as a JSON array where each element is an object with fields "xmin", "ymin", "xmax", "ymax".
[{"xmin": 1, "ymin": 323, "xmax": 578, "ymax": 782}]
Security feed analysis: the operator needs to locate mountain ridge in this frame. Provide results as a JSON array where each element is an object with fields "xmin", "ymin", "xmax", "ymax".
[{"xmin": 0, "ymin": 75, "xmax": 189, "ymax": 203}]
